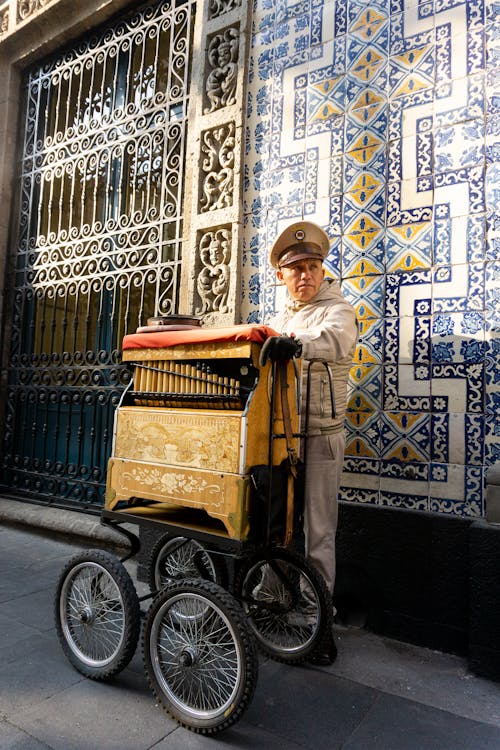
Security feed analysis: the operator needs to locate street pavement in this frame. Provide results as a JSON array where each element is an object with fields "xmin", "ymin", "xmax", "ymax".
[{"xmin": 1, "ymin": 518, "xmax": 500, "ymax": 750}]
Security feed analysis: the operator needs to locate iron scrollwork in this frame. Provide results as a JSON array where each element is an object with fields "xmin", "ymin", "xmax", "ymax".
[{"xmin": 3, "ymin": 0, "xmax": 195, "ymax": 508}]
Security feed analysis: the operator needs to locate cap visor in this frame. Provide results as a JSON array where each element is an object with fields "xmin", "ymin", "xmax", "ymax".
[{"xmin": 279, "ymin": 251, "xmax": 324, "ymax": 268}]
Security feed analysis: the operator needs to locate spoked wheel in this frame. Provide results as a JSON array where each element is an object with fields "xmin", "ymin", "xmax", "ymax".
[
  {"xmin": 54, "ymin": 549, "xmax": 141, "ymax": 679},
  {"xmin": 143, "ymin": 578, "xmax": 258, "ymax": 734},
  {"xmin": 235, "ymin": 547, "xmax": 332, "ymax": 663},
  {"xmin": 147, "ymin": 534, "xmax": 226, "ymax": 592}
]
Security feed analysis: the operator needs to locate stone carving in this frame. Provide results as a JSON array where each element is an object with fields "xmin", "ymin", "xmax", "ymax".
[
  {"xmin": 18, "ymin": 0, "xmax": 51, "ymax": 22},
  {"xmin": 208, "ymin": 0, "xmax": 241, "ymax": 20},
  {"xmin": 196, "ymin": 228, "xmax": 231, "ymax": 313},
  {"xmin": 205, "ymin": 27, "xmax": 239, "ymax": 113},
  {"xmin": 0, "ymin": 5, "xmax": 9, "ymax": 36},
  {"xmin": 200, "ymin": 122, "xmax": 235, "ymax": 212}
]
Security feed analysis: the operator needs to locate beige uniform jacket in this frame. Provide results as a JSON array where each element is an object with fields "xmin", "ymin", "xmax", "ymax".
[{"xmin": 270, "ymin": 278, "xmax": 358, "ymax": 435}]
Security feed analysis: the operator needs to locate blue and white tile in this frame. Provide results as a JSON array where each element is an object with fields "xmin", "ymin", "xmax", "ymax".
[
  {"xmin": 486, "ymin": 162, "xmax": 500, "ymax": 214},
  {"xmin": 434, "ymin": 118, "xmax": 485, "ymax": 176},
  {"xmin": 429, "ymin": 464, "xmax": 484, "ymax": 517},
  {"xmin": 385, "ymin": 269, "xmax": 432, "ymax": 317},
  {"xmin": 431, "ymin": 361, "xmax": 485, "ymax": 413},
  {"xmin": 339, "ymin": 486, "xmax": 380, "ymax": 504},
  {"xmin": 379, "ymin": 487, "xmax": 429, "ymax": 512},
  {"xmin": 432, "ymin": 262, "xmax": 485, "ymax": 313},
  {"xmin": 431, "ymin": 312, "xmax": 486, "ymax": 363},
  {"xmin": 380, "ymin": 459, "xmax": 429, "ymax": 483},
  {"xmin": 241, "ymin": 0, "xmax": 494, "ymax": 521},
  {"xmin": 340, "ymin": 459, "xmax": 380, "ymax": 502},
  {"xmin": 383, "ymin": 364, "xmax": 431, "ymax": 411},
  {"xmin": 465, "ymin": 413, "xmax": 486, "ymax": 466},
  {"xmin": 486, "ymin": 216, "xmax": 500, "ymax": 262},
  {"xmin": 485, "ymin": 260, "xmax": 500, "ymax": 332},
  {"xmin": 484, "ymin": 408, "xmax": 500, "ymax": 467},
  {"xmin": 485, "ymin": 330, "xmax": 500, "ymax": 387}
]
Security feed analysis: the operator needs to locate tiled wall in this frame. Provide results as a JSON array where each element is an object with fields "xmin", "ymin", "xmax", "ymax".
[{"xmin": 242, "ymin": 0, "xmax": 498, "ymax": 517}]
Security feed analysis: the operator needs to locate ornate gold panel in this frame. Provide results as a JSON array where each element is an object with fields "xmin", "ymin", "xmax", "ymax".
[
  {"xmin": 114, "ymin": 406, "xmax": 241, "ymax": 473},
  {"xmin": 106, "ymin": 457, "xmax": 249, "ymax": 539}
]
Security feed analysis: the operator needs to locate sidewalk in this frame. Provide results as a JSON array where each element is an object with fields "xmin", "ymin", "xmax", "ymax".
[{"xmin": 1, "ymin": 504, "xmax": 500, "ymax": 750}]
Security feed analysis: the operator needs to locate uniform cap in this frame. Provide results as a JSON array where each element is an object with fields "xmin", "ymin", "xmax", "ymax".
[{"xmin": 269, "ymin": 221, "xmax": 330, "ymax": 269}]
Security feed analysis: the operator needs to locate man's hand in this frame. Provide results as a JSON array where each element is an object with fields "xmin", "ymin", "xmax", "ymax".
[{"xmin": 259, "ymin": 336, "xmax": 302, "ymax": 366}]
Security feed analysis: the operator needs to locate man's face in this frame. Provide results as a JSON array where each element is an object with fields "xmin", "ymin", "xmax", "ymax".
[{"xmin": 277, "ymin": 258, "xmax": 325, "ymax": 303}]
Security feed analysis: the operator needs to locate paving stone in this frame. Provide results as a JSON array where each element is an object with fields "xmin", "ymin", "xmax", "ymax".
[{"xmin": 1, "ymin": 520, "xmax": 500, "ymax": 749}]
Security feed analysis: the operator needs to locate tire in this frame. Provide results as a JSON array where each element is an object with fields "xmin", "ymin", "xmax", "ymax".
[
  {"xmin": 235, "ymin": 547, "xmax": 332, "ymax": 663},
  {"xmin": 147, "ymin": 534, "xmax": 226, "ymax": 592},
  {"xmin": 143, "ymin": 579, "xmax": 258, "ymax": 734},
  {"xmin": 54, "ymin": 549, "xmax": 141, "ymax": 680}
]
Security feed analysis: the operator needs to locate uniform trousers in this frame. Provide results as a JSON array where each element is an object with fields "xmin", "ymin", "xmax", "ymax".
[{"xmin": 303, "ymin": 431, "xmax": 345, "ymax": 596}]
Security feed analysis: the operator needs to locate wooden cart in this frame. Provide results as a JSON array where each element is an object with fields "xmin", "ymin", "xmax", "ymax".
[{"xmin": 54, "ymin": 324, "xmax": 333, "ymax": 734}]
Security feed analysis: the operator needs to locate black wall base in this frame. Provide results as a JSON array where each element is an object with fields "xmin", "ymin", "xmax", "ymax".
[
  {"xmin": 469, "ymin": 520, "xmax": 500, "ymax": 681},
  {"xmin": 334, "ymin": 502, "xmax": 500, "ymax": 682}
]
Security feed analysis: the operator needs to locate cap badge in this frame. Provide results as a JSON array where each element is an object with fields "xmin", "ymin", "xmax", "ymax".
[{"xmin": 294, "ymin": 228, "xmax": 305, "ymax": 241}]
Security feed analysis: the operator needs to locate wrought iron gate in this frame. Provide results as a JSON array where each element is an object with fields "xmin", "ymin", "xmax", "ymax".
[{"xmin": 1, "ymin": 0, "xmax": 195, "ymax": 508}]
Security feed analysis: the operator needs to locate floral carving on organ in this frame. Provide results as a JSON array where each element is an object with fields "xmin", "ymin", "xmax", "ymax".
[
  {"xmin": 196, "ymin": 228, "xmax": 231, "ymax": 313},
  {"xmin": 205, "ymin": 27, "xmax": 239, "ymax": 113}
]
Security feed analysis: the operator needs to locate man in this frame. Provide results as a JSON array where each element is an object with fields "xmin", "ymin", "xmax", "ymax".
[{"xmin": 261, "ymin": 221, "xmax": 358, "ymax": 664}]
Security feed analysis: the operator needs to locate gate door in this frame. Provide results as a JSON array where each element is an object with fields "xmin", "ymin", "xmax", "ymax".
[{"xmin": 2, "ymin": 0, "xmax": 195, "ymax": 508}]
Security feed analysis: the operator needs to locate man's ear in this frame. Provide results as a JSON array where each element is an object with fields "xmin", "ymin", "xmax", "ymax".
[{"xmin": 276, "ymin": 269, "xmax": 284, "ymax": 284}]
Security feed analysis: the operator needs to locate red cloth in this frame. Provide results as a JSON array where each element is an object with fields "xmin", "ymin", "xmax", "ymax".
[{"xmin": 122, "ymin": 324, "xmax": 279, "ymax": 350}]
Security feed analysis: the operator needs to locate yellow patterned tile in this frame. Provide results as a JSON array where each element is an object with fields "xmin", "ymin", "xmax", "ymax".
[
  {"xmin": 349, "ymin": 363, "xmax": 375, "ymax": 383},
  {"xmin": 348, "ymin": 132, "xmax": 384, "ymax": 163},
  {"xmin": 351, "ymin": 48, "xmax": 386, "ymax": 83},
  {"xmin": 350, "ymin": 89, "xmax": 385, "ymax": 113},
  {"xmin": 386, "ymin": 412, "xmax": 423, "ymax": 430},
  {"xmin": 385, "ymin": 441, "xmax": 426, "ymax": 462},
  {"xmin": 390, "ymin": 222, "xmax": 428, "ymax": 243},
  {"xmin": 345, "ymin": 213, "xmax": 383, "ymax": 250},
  {"xmin": 346, "ymin": 258, "xmax": 381, "ymax": 277},
  {"xmin": 394, "ymin": 47, "xmax": 431, "ymax": 70},
  {"xmin": 393, "ymin": 74, "xmax": 431, "ymax": 97},
  {"xmin": 347, "ymin": 172, "xmax": 383, "ymax": 206},
  {"xmin": 386, "ymin": 222, "xmax": 432, "ymax": 272},
  {"xmin": 350, "ymin": 8, "xmax": 387, "ymax": 41},
  {"xmin": 353, "ymin": 342, "xmax": 379, "ymax": 365},
  {"xmin": 345, "ymin": 433, "xmax": 378, "ymax": 458},
  {"xmin": 347, "ymin": 392, "xmax": 375, "ymax": 414}
]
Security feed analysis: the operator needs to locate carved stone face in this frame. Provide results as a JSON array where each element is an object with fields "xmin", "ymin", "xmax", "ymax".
[
  {"xmin": 217, "ymin": 41, "xmax": 232, "ymax": 67},
  {"xmin": 209, "ymin": 237, "xmax": 223, "ymax": 265}
]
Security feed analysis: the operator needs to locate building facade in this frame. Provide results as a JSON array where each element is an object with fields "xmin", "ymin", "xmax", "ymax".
[{"xmin": 0, "ymin": 0, "xmax": 498, "ymax": 676}]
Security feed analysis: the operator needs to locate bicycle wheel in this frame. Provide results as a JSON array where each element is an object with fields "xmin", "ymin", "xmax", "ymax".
[
  {"xmin": 55, "ymin": 549, "xmax": 140, "ymax": 680},
  {"xmin": 143, "ymin": 579, "xmax": 258, "ymax": 734},
  {"xmin": 147, "ymin": 535, "xmax": 226, "ymax": 592},
  {"xmin": 235, "ymin": 546, "xmax": 331, "ymax": 663}
]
